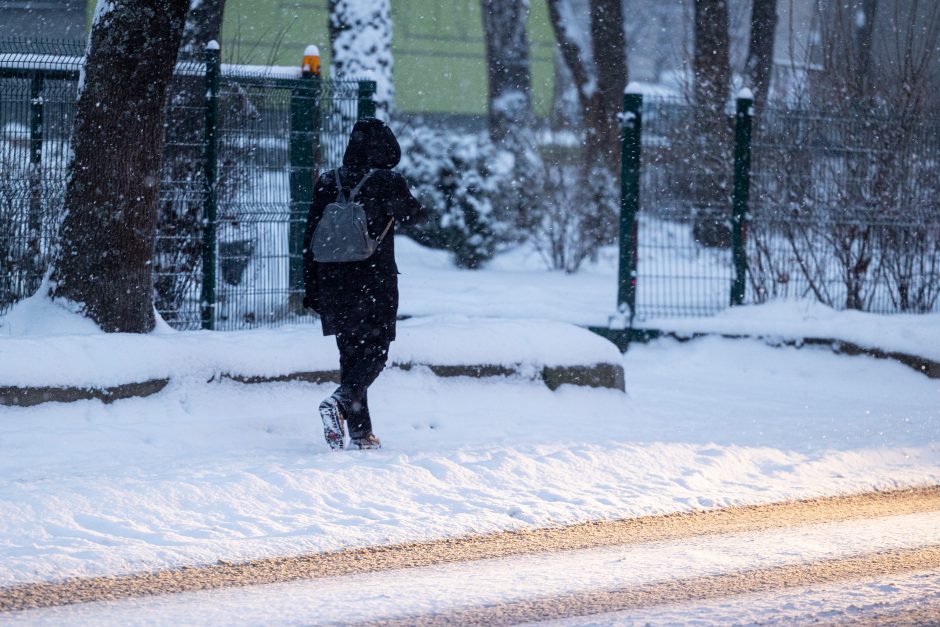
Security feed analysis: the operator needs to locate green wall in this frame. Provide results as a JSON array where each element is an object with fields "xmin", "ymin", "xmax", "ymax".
[
  {"xmin": 220, "ymin": 0, "xmax": 556, "ymax": 116},
  {"xmin": 83, "ymin": 1, "xmax": 555, "ymax": 115}
]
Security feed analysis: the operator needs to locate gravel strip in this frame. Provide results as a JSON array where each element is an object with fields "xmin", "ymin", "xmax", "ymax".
[{"xmin": 2, "ymin": 486, "xmax": 938, "ymax": 613}]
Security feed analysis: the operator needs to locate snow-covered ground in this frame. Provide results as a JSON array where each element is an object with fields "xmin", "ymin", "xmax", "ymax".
[
  {"xmin": 1, "ymin": 234, "xmax": 938, "ymax": 590},
  {"xmin": 0, "ymin": 296, "xmax": 620, "ymax": 388},
  {"xmin": 398, "ymin": 236, "xmax": 940, "ymax": 361},
  {"xmin": 0, "ymin": 335, "xmax": 937, "ymax": 585},
  {"xmin": 396, "ymin": 237, "xmax": 618, "ymax": 325}
]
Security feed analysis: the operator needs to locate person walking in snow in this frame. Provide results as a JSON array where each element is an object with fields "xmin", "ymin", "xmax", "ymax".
[{"xmin": 302, "ymin": 117, "xmax": 424, "ymax": 451}]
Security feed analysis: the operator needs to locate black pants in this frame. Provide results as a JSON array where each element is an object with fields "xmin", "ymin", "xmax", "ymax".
[{"xmin": 333, "ymin": 333, "xmax": 391, "ymax": 439}]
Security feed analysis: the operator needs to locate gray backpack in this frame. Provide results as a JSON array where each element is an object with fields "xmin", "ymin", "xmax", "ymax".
[{"xmin": 310, "ymin": 169, "xmax": 394, "ymax": 262}]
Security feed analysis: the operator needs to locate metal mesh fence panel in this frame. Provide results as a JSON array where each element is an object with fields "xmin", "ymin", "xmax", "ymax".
[
  {"xmin": 0, "ymin": 39, "xmax": 81, "ymax": 315},
  {"xmin": 208, "ymin": 74, "xmax": 361, "ymax": 330},
  {"xmin": 155, "ymin": 64, "xmax": 210, "ymax": 330},
  {"xmin": 637, "ymin": 98, "xmax": 735, "ymax": 319},
  {"xmin": 748, "ymin": 107, "xmax": 940, "ymax": 313},
  {"xmin": 0, "ymin": 38, "xmax": 364, "ymax": 328},
  {"xmin": 635, "ymin": 97, "xmax": 940, "ymax": 319},
  {"xmin": 4, "ymin": 38, "xmax": 936, "ymax": 327}
]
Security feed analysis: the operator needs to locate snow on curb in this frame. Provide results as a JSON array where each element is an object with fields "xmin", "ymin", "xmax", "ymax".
[
  {"xmin": 606, "ymin": 330, "xmax": 940, "ymax": 380},
  {"xmin": 0, "ymin": 303, "xmax": 624, "ymax": 405},
  {"xmin": 645, "ymin": 300, "xmax": 940, "ymax": 363},
  {"xmin": 764, "ymin": 337, "xmax": 939, "ymax": 378}
]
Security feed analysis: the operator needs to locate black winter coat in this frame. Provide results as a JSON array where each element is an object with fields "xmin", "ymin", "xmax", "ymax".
[{"xmin": 302, "ymin": 118, "xmax": 424, "ymax": 341}]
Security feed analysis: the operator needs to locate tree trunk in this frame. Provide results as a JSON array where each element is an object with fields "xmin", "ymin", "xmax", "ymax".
[
  {"xmin": 691, "ymin": 0, "xmax": 733, "ymax": 248},
  {"xmin": 854, "ymin": 0, "xmax": 878, "ymax": 96},
  {"xmin": 51, "ymin": 0, "xmax": 189, "ymax": 333},
  {"xmin": 329, "ymin": 0, "xmax": 395, "ymax": 119},
  {"xmin": 818, "ymin": 0, "xmax": 881, "ymax": 103},
  {"xmin": 481, "ymin": 0, "xmax": 533, "ymax": 144},
  {"xmin": 547, "ymin": 0, "xmax": 627, "ymax": 173},
  {"xmin": 693, "ymin": 0, "xmax": 731, "ymax": 112},
  {"xmin": 179, "ymin": 0, "xmax": 226, "ymax": 59},
  {"xmin": 546, "ymin": 0, "xmax": 593, "ymax": 113},
  {"xmin": 745, "ymin": 0, "xmax": 778, "ymax": 107},
  {"xmin": 586, "ymin": 0, "xmax": 627, "ymax": 172}
]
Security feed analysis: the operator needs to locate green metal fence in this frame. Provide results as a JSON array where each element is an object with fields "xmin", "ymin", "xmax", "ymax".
[
  {"xmin": 621, "ymin": 95, "xmax": 737, "ymax": 320},
  {"xmin": 0, "ymin": 40, "xmax": 77, "ymax": 315},
  {"xmin": 4, "ymin": 36, "xmax": 938, "ymax": 332},
  {"xmin": 0, "ymin": 38, "xmax": 374, "ymax": 330},
  {"xmin": 747, "ymin": 107, "xmax": 940, "ymax": 314},
  {"xmin": 617, "ymin": 92, "xmax": 940, "ymax": 322}
]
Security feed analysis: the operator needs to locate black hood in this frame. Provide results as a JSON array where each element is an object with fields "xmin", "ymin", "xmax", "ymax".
[{"xmin": 342, "ymin": 117, "xmax": 401, "ymax": 169}]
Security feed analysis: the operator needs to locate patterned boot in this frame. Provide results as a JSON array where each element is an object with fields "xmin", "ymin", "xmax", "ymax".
[{"xmin": 319, "ymin": 396, "xmax": 346, "ymax": 450}]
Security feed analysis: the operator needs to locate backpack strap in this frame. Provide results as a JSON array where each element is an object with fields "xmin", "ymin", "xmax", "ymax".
[
  {"xmin": 349, "ymin": 169, "xmax": 376, "ymax": 203},
  {"xmin": 332, "ymin": 168, "xmax": 375, "ymax": 203},
  {"xmin": 332, "ymin": 168, "xmax": 346, "ymax": 203},
  {"xmin": 376, "ymin": 216, "xmax": 395, "ymax": 245}
]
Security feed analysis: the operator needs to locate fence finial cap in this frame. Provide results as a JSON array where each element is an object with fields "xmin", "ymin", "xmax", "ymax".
[
  {"xmin": 737, "ymin": 87, "xmax": 754, "ymax": 100},
  {"xmin": 206, "ymin": 40, "xmax": 220, "ymax": 51},
  {"xmin": 302, "ymin": 45, "xmax": 321, "ymax": 77}
]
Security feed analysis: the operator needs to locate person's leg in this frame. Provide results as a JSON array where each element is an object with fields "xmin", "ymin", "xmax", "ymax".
[
  {"xmin": 320, "ymin": 333, "xmax": 359, "ymax": 450},
  {"xmin": 333, "ymin": 333, "xmax": 390, "ymax": 440}
]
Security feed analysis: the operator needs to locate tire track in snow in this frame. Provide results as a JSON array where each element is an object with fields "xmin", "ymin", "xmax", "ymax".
[
  {"xmin": 366, "ymin": 546, "xmax": 940, "ymax": 626},
  {"xmin": 2, "ymin": 485, "xmax": 938, "ymax": 613}
]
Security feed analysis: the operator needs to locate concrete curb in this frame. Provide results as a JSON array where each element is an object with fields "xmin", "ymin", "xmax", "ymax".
[
  {"xmin": 0, "ymin": 361, "xmax": 625, "ymax": 408},
  {"xmin": 590, "ymin": 326, "xmax": 940, "ymax": 380},
  {"xmin": 225, "ymin": 362, "xmax": 625, "ymax": 393},
  {"xmin": 695, "ymin": 333, "xmax": 940, "ymax": 379},
  {"xmin": 0, "ymin": 379, "xmax": 171, "ymax": 408},
  {"xmin": 798, "ymin": 337, "xmax": 940, "ymax": 378}
]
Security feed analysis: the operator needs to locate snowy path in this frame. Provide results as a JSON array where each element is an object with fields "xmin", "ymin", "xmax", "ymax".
[
  {"xmin": 7, "ymin": 511, "xmax": 940, "ymax": 625},
  {"xmin": 3, "ymin": 486, "xmax": 937, "ymax": 612},
  {"xmin": 1, "ymin": 337, "xmax": 938, "ymax": 587}
]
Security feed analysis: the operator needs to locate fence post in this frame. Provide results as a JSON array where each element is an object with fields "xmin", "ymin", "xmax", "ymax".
[
  {"xmin": 200, "ymin": 41, "xmax": 221, "ymax": 330},
  {"xmin": 357, "ymin": 81, "xmax": 376, "ymax": 119},
  {"xmin": 616, "ymin": 87, "xmax": 643, "ymax": 327},
  {"xmin": 288, "ymin": 48, "xmax": 321, "ymax": 313},
  {"xmin": 730, "ymin": 89, "xmax": 753, "ymax": 306}
]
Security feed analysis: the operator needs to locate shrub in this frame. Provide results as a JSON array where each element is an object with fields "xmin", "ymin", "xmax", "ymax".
[{"xmin": 397, "ymin": 126, "xmax": 520, "ymax": 269}]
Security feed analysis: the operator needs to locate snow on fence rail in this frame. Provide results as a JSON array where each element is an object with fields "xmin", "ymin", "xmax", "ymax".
[{"xmin": 0, "ymin": 52, "xmax": 308, "ymax": 80}]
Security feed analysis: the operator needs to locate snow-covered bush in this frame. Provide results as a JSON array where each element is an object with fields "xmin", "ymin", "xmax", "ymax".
[
  {"xmin": 397, "ymin": 126, "xmax": 521, "ymax": 269},
  {"xmin": 396, "ymin": 124, "xmax": 618, "ymax": 273}
]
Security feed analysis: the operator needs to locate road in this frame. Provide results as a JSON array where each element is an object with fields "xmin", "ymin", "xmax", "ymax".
[{"xmin": 3, "ymin": 486, "xmax": 940, "ymax": 625}]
